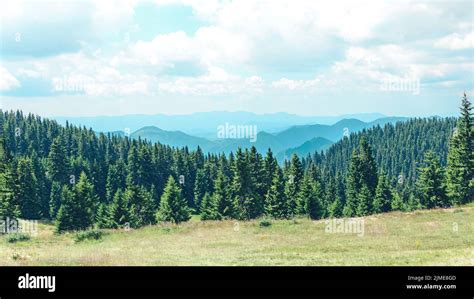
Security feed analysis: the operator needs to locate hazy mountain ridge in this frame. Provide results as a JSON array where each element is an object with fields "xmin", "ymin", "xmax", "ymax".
[
  {"xmin": 53, "ymin": 111, "xmax": 388, "ymax": 138},
  {"xmin": 276, "ymin": 137, "xmax": 334, "ymax": 162},
  {"xmin": 99, "ymin": 116, "xmax": 408, "ymax": 160}
]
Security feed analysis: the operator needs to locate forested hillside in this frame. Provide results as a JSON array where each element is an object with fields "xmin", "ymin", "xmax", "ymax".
[{"xmin": 0, "ymin": 95, "xmax": 472, "ymax": 232}]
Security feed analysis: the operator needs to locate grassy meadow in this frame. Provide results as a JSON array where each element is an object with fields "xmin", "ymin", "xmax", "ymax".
[{"xmin": 1, "ymin": 203, "xmax": 473, "ymax": 266}]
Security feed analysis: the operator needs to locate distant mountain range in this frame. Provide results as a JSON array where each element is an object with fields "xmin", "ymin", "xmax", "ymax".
[
  {"xmin": 95, "ymin": 115, "xmax": 407, "ymax": 162},
  {"xmin": 53, "ymin": 111, "xmax": 388, "ymax": 139},
  {"xmin": 276, "ymin": 137, "xmax": 334, "ymax": 161}
]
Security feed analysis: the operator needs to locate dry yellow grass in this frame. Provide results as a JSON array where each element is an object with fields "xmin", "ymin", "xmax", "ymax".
[{"xmin": 1, "ymin": 204, "xmax": 473, "ymax": 266}]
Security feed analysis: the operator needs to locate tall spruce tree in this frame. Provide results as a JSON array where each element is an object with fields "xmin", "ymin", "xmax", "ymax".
[
  {"xmin": 344, "ymin": 137, "xmax": 378, "ymax": 216},
  {"xmin": 71, "ymin": 172, "xmax": 97, "ymax": 229},
  {"xmin": 110, "ymin": 188, "xmax": 129, "ymax": 228},
  {"xmin": 284, "ymin": 154, "xmax": 304, "ymax": 217},
  {"xmin": 416, "ymin": 151, "xmax": 447, "ymax": 208},
  {"xmin": 55, "ymin": 185, "xmax": 76, "ymax": 232},
  {"xmin": 156, "ymin": 176, "xmax": 190, "ymax": 224},
  {"xmin": 298, "ymin": 175, "xmax": 323, "ymax": 219},
  {"xmin": 16, "ymin": 157, "xmax": 40, "ymax": 219},
  {"xmin": 47, "ymin": 137, "xmax": 70, "ymax": 184},
  {"xmin": 0, "ymin": 138, "xmax": 20, "ymax": 218},
  {"xmin": 265, "ymin": 167, "xmax": 287, "ymax": 219},
  {"xmin": 372, "ymin": 173, "xmax": 393, "ymax": 213},
  {"xmin": 49, "ymin": 181, "xmax": 62, "ymax": 219},
  {"xmin": 446, "ymin": 93, "xmax": 473, "ymax": 204},
  {"xmin": 200, "ymin": 193, "xmax": 217, "ymax": 220}
]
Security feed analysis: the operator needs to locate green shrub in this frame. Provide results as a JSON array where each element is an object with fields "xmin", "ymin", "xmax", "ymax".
[
  {"xmin": 6, "ymin": 233, "xmax": 31, "ymax": 243},
  {"xmin": 259, "ymin": 219, "xmax": 272, "ymax": 227},
  {"xmin": 74, "ymin": 230, "xmax": 104, "ymax": 243}
]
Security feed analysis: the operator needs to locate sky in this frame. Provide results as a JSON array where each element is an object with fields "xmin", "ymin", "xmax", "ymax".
[{"xmin": 0, "ymin": 0, "xmax": 473, "ymax": 117}]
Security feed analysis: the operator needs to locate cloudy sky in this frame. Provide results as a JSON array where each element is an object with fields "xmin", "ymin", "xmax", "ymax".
[{"xmin": 0, "ymin": 0, "xmax": 472, "ymax": 117}]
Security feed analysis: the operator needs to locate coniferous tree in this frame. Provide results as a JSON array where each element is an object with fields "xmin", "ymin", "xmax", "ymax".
[
  {"xmin": 284, "ymin": 154, "xmax": 304, "ymax": 217},
  {"xmin": 263, "ymin": 148, "xmax": 278, "ymax": 196},
  {"xmin": 356, "ymin": 184, "xmax": 372, "ymax": 216},
  {"xmin": 105, "ymin": 159, "xmax": 126, "ymax": 203},
  {"xmin": 446, "ymin": 93, "xmax": 473, "ymax": 204},
  {"xmin": 344, "ymin": 138, "xmax": 378, "ymax": 216},
  {"xmin": 373, "ymin": 173, "xmax": 393, "ymax": 213},
  {"xmin": 213, "ymin": 169, "xmax": 232, "ymax": 218},
  {"xmin": 71, "ymin": 172, "xmax": 97, "ymax": 229},
  {"xmin": 156, "ymin": 176, "xmax": 190, "ymax": 224},
  {"xmin": 194, "ymin": 164, "xmax": 213, "ymax": 211},
  {"xmin": 110, "ymin": 188, "xmax": 129, "ymax": 228},
  {"xmin": 200, "ymin": 193, "xmax": 217, "ymax": 220},
  {"xmin": 231, "ymin": 148, "xmax": 257, "ymax": 219},
  {"xmin": 47, "ymin": 137, "xmax": 70, "ymax": 184},
  {"xmin": 49, "ymin": 181, "xmax": 62, "ymax": 219},
  {"xmin": 298, "ymin": 175, "xmax": 323, "ymax": 219},
  {"xmin": 264, "ymin": 167, "xmax": 287, "ymax": 219},
  {"xmin": 247, "ymin": 146, "xmax": 265, "ymax": 216},
  {"xmin": 55, "ymin": 185, "xmax": 76, "ymax": 232},
  {"xmin": 0, "ymin": 138, "xmax": 20, "ymax": 218},
  {"xmin": 416, "ymin": 151, "xmax": 447, "ymax": 208},
  {"xmin": 344, "ymin": 150, "xmax": 362, "ymax": 217},
  {"xmin": 96, "ymin": 203, "xmax": 113, "ymax": 228},
  {"xmin": 16, "ymin": 157, "xmax": 40, "ymax": 219},
  {"xmin": 327, "ymin": 172, "xmax": 345, "ymax": 218},
  {"xmin": 391, "ymin": 191, "xmax": 404, "ymax": 211},
  {"xmin": 137, "ymin": 185, "xmax": 157, "ymax": 226}
]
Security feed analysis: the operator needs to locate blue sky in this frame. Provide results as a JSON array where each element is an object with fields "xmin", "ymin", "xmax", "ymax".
[{"xmin": 0, "ymin": 0, "xmax": 473, "ymax": 117}]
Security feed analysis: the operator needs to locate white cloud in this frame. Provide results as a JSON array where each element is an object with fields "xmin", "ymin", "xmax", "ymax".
[
  {"xmin": 157, "ymin": 67, "xmax": 263, "ymax": 95},
  {"xmin": 435, "ymin": 32, "xmax": 474, "ymax": 50},
  {"xmin": 0, "ymin": 67, "xmax": 21, "ymax": 91},
  {"xmin": 272, "ymin": 77, "xmax": 321, "ymax": 91}
]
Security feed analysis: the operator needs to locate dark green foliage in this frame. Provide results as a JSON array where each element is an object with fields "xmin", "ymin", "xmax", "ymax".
[
  {"xmin": 6, "ymin": 233, "xmax": 31, "ymax": 243},
  {"xmin": 96, "ymin": 203, "xmax": 113, "ymax": 229},
  {"xmin": 259, "ymin": 218, "xmax": 272, "ymax": 227},
  {"xmin": 231, "ymin": 148, "xmax": 263, "ymax": 220},
  {"xmin": 55, "ymin": 172, "xmax": 96, "ymax": 232},
  {"xmin": 110, "ymin": 189, "xmax": 129, "ymax": 228},
  {"xmin": 284, "ymin": 154, "xmax": 304, "ymax": 217},
  {"xmin": 47, "ymin": 138, "xmax": 70, "ymax": 184},
  {"xmin": 49, "ymin": 181, "xmax": 62, "ymax": 219},
  {"xmin": 327, "ymin": 173, "xmax": 345, "ymax": 218},
  {"xmin": 16, "ymin": 157, "xmax": 40, "ymax": 219},
  {"xmin": 356, "ymin": 184, "xmax": 372, "ymax": 216},
  {"xmin": 297, "ymin": 175, "xmax": 323, "ymax": 219},
  {"xmin": 446, "ymin": 93, "xmax": 473, "ymax": 205},
  {"xmin": 264, "ymin": 167, "xmax": 287, "ymax": 219},
  {"xmin": 344, "ymin": 137, "xmax": 378, "ymax": 217},
  {"xmin": 74, "ymin": 230, "xmax": 104, "ymax": 243},
  {"xmin": 55, "ymin": 185, "xmax": 77, "ymax": 232},
  {"xmin": 157, "ymin": 176, "xmax": 190, "ymax": 224},
  {"xmin": 416, "ymin": 151, "xmax": 447, "ymax": 208},
  {"xmin": 391, "ymin": 191, "xmax": 404, "ymax": 211},
  {"xmin": 200, "ymin": 193, "xmax": 217, "ymax": 220},
  {"xmin": 0, "ymin": 138, "xmax": 20, "ymax": 218},
  {"xmin": 373, "ymin": 173, "xmax": 393, "ymax": 213},
  {"xmin": 123, "ymin": 185, "xmax": 157, "ymax": 228},
  {"xmin": 212, "ymin": 169, "xmax": 232, "ymax": 219}
]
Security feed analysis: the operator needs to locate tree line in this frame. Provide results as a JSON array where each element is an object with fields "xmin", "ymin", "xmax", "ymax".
[{"xmin": 0, "ymin": 94, "xmax": 472, "ymax": 231}]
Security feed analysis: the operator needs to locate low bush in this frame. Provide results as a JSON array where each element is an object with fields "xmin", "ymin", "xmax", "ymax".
[
  {"xmin": 259, "ymin": 219, "xmax": 272, "ymax": 227},
  {"xmin": 74, "ymin": 230, "xmax": 104, "ymax": 243},
  {"xmin": 6, "ymin": 233, "xmax": 31, "ymax": 243}
]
